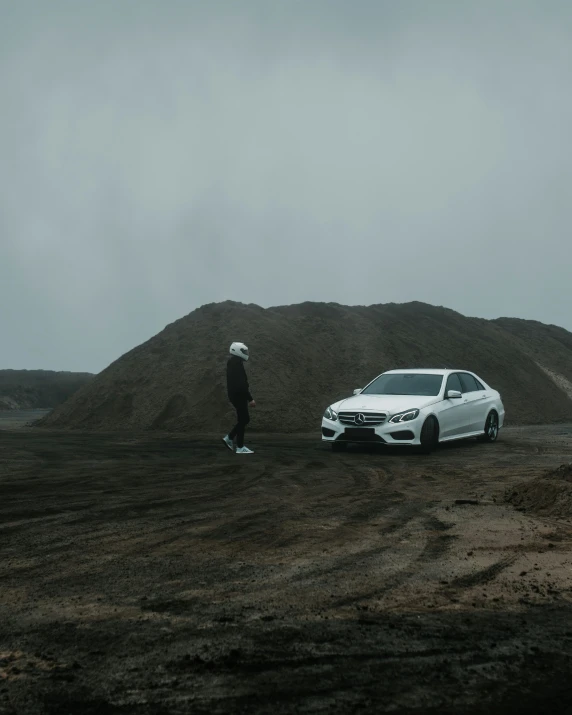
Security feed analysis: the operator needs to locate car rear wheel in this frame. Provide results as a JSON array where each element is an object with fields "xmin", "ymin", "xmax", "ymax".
[
  {"xmin": 482, "ymin": 411, "xmax": 499, "ymax": 443},
  {"xmin": 331, "ymin": 441, "xmax": 348, "ymax": 452},
  {"xmin": 419, "ymin": 417, "xmax": 439, "ymax": 454}
]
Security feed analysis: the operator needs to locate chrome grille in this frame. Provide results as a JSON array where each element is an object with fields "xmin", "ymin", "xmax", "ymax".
[{"xmin": 338, "ymin": 411, "xmax": 387, "ymax": 426}]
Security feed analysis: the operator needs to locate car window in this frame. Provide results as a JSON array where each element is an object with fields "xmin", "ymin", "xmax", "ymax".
[
  {"xmin": 361, "ymin": 373, "xmax": 443, "ymax": 396},
  {"xmin": 474, "ymin": 377, "xmax": 485, "ymax": 390},
  {"xmin": 446, "ymin": 373, "xmax": 463, "ymax": 394},
  {"xmin": 459, "ymin": 373, "xmax": 480, "ymax": 393}
]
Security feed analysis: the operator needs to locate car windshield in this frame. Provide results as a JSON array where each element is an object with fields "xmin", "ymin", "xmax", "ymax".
[{"xmin": 361, "ymin": 373, "xmax": 443, "ymax": 397}]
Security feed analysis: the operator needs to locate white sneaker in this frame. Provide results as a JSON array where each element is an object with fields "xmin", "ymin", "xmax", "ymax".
[
  {"xmin": 222, "ymin": 435, "xmax": 235, "ymax": 452},
  {"xmin": 235, "ymin": 446, "xmax": 254, "ymax": 454}
]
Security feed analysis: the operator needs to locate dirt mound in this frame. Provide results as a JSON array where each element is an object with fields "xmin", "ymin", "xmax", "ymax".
[
  {"xmin": 494, "ymin": 318, "xmax": 572, "ymax": 400},
  {"xmin": 543, "ymin": 463, "xmax": 572, "ymax": 482},
  {"xmin": 507, "ymin": 463, "xmax": 572, "ymax": 517},
  {"xmin": 0, "ymin": 370, "xmax": 93, "ymax": 410},
  {"xmin": 494, "ymin": 318, "xmax": 572, "ymax": 383},
  {"xmin": 38, "ymin": 301, "xmax": 572, "ymax": 433}
]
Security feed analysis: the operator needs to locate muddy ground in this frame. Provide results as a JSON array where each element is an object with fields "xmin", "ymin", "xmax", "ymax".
[{"xmin": 2, "ymin": 426, "xmax": 572, "ymax": 714}]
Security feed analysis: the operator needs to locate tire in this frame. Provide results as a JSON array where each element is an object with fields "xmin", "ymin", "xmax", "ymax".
[
  {"xmin": 419, "ymin": 417, "xmax": 439, "ymax": 454},
  {"xmin": 332, "ymin": 441, "xmax": 348, "ymax": 452},
  {"xmin": 482, "ymin": 411, "xmax": 499, "ymax": 443}
]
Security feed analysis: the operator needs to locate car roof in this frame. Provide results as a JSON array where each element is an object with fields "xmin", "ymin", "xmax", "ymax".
[{"xmin": 383, "ymin": 369, "xmax": 465, "ymax": 375}]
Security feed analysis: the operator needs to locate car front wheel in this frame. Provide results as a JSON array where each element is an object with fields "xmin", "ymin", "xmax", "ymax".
[{"xmin": 419, "ymin": 417, "xmax": 439, "ymax": 454}]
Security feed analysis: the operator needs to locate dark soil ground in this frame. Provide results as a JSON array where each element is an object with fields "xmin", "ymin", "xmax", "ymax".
[{"xmin": 2, "ymin": 426, "xmax": 572, "ymax": 714}]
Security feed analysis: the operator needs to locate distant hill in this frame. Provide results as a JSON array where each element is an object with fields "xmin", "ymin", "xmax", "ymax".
[
  {"xmin": 37, "ymin": 301, "xmax": 572, "ymax": 433},
  {"xmin": 0, "ymin": 370, "xmax": 94, "ymax": 410}
]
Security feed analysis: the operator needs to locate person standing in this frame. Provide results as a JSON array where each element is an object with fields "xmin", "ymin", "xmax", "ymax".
[{"xmin": 223, "ymin": 342, "xmax": 256, "ymax": 454}]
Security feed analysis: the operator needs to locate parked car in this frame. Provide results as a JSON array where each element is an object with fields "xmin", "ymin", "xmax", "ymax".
[{"xmin": 322, "ymin": 369, "xmax": 505, "ymax": 452}]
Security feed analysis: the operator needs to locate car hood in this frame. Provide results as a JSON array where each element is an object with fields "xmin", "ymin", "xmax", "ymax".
[{"xmin": 332, "ymin": 394, "xmax": 440, "ymax": 415}]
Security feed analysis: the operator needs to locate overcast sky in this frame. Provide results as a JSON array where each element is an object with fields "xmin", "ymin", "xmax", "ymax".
[{"xmin": 1, "ymin": 0, "xmax": 571, "ymax": 373}]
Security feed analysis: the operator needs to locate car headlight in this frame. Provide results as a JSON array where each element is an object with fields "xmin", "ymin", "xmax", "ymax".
[
  {"xmin": 388, "ymin": 409, "xmax": 420, "ymax": 424},
  {"xmin": 323, "ymin": 406, "xmax": 338, "ymax": 421}
]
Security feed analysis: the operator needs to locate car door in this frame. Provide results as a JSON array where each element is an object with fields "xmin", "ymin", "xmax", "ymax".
[
  {"xmin": 468, "ymin": 373, "xmax": 496, "ymax": 431},
  {"xmin": 439, "ymin": 373, "xmax": 471, "ymax": 439},
  {"xmin": 459, "ymin": 373, "xmax": 487, "ymax": 432}
]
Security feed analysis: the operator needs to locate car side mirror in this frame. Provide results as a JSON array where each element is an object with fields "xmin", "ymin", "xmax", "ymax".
[
  {"xmin": 353, "ymin": 389, "xmax": 362, "ymax": 395},
  {"xmin": 447, "ymin": 390, "xmax": 462, "ymax": 399}
]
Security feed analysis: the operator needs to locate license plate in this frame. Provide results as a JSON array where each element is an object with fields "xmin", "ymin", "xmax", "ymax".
[{"xmin": 344, "ymin": 428, "xmax": 375, "ymax": 439}]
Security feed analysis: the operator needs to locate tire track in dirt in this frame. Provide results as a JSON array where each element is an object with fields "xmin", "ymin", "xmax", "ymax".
[
  {"xmin": 417, "ymin": 516, "xmax": 457, "ymax": 563},
  {"xmin": 447, "ymin": 556, "xmax": 517, "ymax": 590}
]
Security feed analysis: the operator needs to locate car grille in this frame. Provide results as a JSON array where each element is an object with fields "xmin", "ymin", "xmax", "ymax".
[{"xmin": 338, "ymin": 411, "xmax": 387, "ymax": 426}]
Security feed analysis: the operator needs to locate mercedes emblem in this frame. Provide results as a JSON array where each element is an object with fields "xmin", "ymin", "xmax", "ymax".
[{"xmin": 354, "ymin": 413, "xmax": 366, "ymax": 426}]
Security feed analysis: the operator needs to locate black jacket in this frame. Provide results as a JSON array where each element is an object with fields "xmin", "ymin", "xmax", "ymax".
[{"xmin": 227, "ymin": 356, "xmax": 253, "ymax": 402}]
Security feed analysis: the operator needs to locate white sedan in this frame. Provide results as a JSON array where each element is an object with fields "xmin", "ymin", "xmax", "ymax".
[{"xmin": 322, "ymin": 369, "xmax": 505, "ymax": 452}]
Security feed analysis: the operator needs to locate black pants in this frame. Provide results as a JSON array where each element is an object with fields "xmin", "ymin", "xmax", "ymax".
[{"xmin": 228, "ymin": 397, "xmax": 250, "ymax": 448}]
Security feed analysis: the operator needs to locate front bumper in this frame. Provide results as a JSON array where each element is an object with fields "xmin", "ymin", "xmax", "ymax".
[{"xmin": 321, "ymin": 417, "xmax": 422, "ymax": 446}]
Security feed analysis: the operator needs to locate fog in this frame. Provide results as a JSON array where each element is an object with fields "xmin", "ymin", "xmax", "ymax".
[{"xmin": 1, "ymin": 0, "xmax": 571, "ymax": 372}]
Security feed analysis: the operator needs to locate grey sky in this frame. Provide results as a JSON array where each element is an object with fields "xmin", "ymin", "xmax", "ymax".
[{"xmin": 1, "ymin": 1, "xmax": 571, "ymax": 373}]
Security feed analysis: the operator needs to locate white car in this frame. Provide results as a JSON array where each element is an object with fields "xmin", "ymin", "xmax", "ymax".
[{"xmin": 322, "ymin": 369, "xmax": 505, "ymax": 452}]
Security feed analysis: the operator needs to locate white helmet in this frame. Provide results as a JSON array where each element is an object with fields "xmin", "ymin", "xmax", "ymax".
[{"xmin": 229, "ymin": 341, "xmax": 249, "ymax": 361}]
